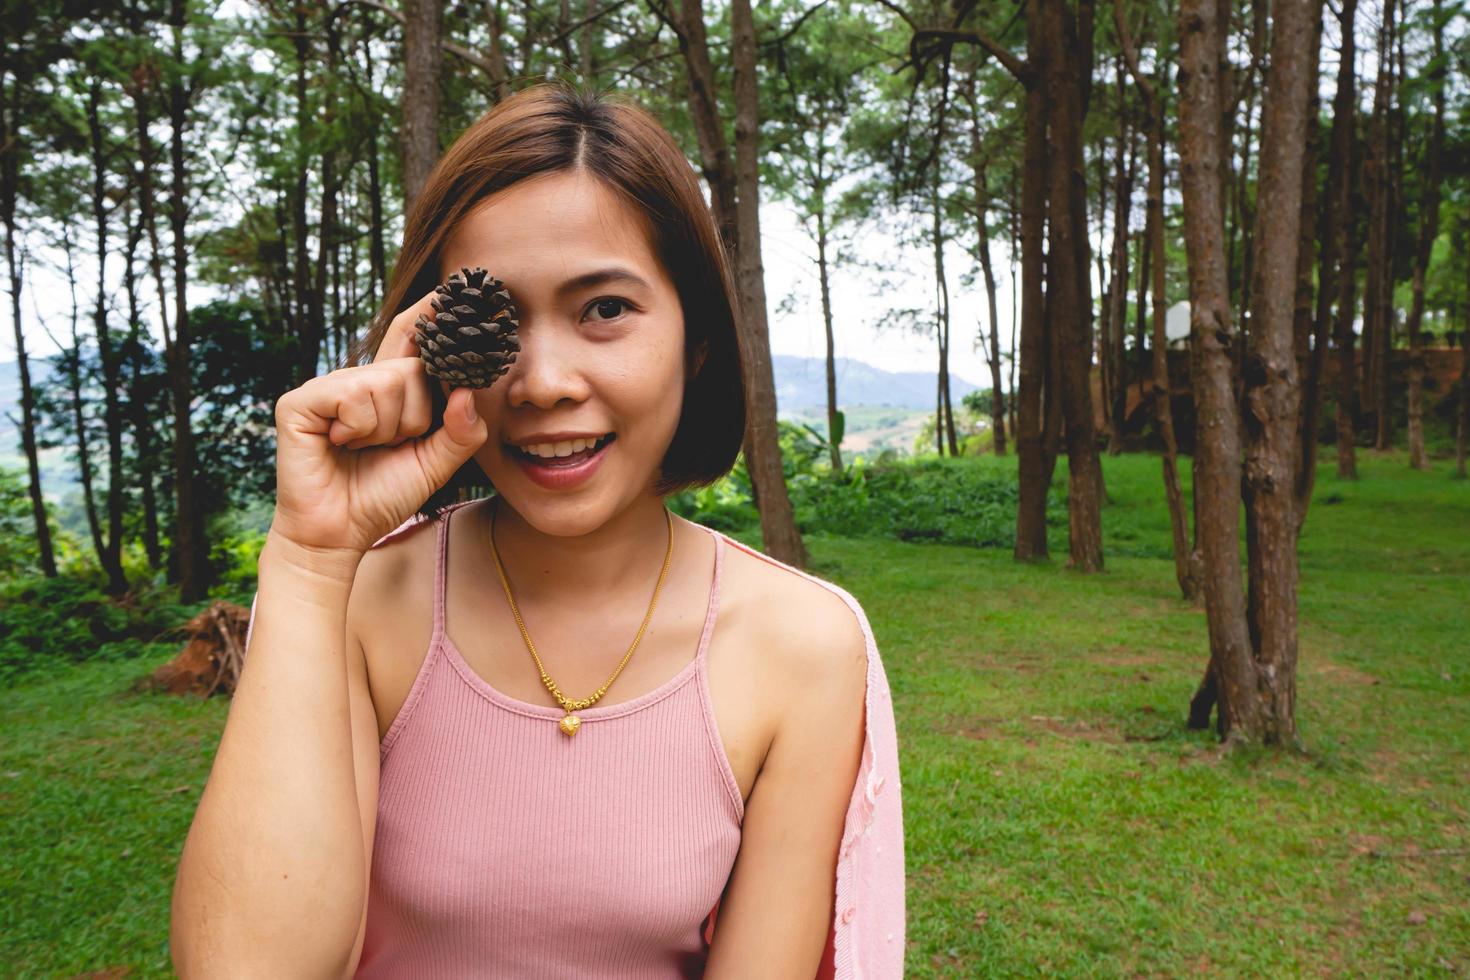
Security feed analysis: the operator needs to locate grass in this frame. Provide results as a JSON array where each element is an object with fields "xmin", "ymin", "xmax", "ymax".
[{"xmin": 3, "ymin": 450, "xmax": 1468, "ymax": 976}]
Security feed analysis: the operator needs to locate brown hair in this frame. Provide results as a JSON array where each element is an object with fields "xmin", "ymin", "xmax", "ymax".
[{"xmin": 346, "ymin": 81, "xmax": 748, "ymax": 521}]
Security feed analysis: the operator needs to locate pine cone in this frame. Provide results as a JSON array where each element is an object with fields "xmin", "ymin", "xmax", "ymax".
[{"xmin": 414, "ymin": 267, "xmax": 521, "ymax": 389}]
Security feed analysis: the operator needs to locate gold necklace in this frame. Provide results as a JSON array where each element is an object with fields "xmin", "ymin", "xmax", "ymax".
[{"xmin": 487, "ymin": 497, "xmax": 675, "ymax": 737}]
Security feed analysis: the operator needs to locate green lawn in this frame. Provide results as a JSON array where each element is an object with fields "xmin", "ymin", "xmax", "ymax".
[{"xmin": 3, "ymin": 451, "xmax": 1467, "ymax": 976}]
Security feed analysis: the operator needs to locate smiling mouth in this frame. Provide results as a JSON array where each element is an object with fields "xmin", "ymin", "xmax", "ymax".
[{"xmin": 504, "ymin": 433, "xmax": 617, "ymax": 467}]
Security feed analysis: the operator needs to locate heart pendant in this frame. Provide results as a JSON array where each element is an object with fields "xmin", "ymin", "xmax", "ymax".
[{"xmin": 559, "ymin": 714, "xmax": 581, "ymax": 737}]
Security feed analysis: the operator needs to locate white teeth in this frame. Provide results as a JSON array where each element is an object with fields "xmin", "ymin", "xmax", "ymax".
[{"xmin": 517, "ymin": 435, "xmax": 607, "ymax": 459}]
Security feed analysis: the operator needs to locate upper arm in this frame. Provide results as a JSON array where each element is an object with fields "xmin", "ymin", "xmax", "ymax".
[
  {"xmin": 338, "ymin": 523, "xmax": 440, "ymax": 976},
  {"xmin": 703, "ymin": 584, "xmax": 869, "ymax": 978},
  {"xmin": 340, "ymin": 558, "xmax": 387, "ymax": 977},
  {"xmin": 340, "ymin": 626, "xmax": 379, "ymax": 977}
]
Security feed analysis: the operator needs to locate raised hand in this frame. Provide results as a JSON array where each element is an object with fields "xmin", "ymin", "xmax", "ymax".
[{"xmin": 269, "ymin": 289, "xmax": 489, "ymax": 560}]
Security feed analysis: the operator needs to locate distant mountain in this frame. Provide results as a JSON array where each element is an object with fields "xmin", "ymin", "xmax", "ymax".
[
  {"xmin": 772, "ymin": 354, "xmax": 981, "ymax": 413},
  {"xmin": 0, "ymin": 355, "xmax": 53, "ymax": 415},
  {"xmin": 0, "ymin": 353, "xmax": 973, "ymax": 474}
]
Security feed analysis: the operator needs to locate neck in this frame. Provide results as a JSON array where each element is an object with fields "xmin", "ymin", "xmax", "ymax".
[{"xmin": 480, "ymin": 493, "xmax": 673, "ymax": 603}]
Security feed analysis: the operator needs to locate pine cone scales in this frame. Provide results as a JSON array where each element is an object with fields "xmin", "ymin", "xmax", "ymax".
[{"xmin": 414, "ymin": 267, "xmax": 521, "ymax": 389}]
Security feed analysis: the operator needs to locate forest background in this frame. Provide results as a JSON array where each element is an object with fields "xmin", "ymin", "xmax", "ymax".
[{"xmin": 2, "ymin": 0, "xmax": 1468, "ymax": 974}]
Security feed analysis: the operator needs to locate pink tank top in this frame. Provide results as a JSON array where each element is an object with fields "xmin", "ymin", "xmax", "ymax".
[{"xmin": 354, "ymin": 502, "xmax": 744, "ymax": 978}]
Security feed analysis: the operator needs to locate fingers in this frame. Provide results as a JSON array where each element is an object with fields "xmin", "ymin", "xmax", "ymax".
[
  {"xmin": 283, "ymin": 359, "xmax": 437, "ymax": 450},
  {"xmin": 374, "ymin": 287, "xmax": 443, "ymax": 364},
  {"xmin": 416, "ymin": 387, "xmax": 489, "ymax": 490}
]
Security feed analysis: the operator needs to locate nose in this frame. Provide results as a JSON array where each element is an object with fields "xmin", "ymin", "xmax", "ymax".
[{"xmin": 501, "ymin": 318, "xmax": 592, "ymax": 411}]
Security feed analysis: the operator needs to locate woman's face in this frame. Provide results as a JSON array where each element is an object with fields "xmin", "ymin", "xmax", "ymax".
[{"xmin": 437, "ymin": 169, "xmax": 689, "ymax": 534}]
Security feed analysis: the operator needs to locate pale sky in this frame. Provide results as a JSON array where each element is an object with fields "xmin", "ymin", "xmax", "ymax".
[{"xmin": 5, "ymin": 194, "xmax": 1014, "ymax": 392}]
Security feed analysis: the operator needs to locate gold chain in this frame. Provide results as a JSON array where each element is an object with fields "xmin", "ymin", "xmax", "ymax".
[{"xmin": 486, "ymin": 496, "xmax": 675, "ymax": 736}]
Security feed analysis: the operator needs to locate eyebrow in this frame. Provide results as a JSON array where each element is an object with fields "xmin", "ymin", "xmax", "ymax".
[{"xmin": 553, "ymin": 267, "xmax": 654, "ymax": 298}]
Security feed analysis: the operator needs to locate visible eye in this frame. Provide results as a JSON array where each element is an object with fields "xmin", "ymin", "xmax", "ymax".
[{"xmin": 584, "ymin": 297, "xmax": 634, "ymax": 323}]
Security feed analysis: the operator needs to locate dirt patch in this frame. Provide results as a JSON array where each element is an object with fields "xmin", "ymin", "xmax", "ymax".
[
  {"xmin": 1310, "ymin": 660, "xmax": 1382, "ymax": 686},
  {"xmin": 1026, "ymin": 714, "xmax": 1126, "ymax": 743},
  {"xmin": 951, "ymin": 719, "xmax": 1005, "ymax": 741},
  {"xmin": 1091, "ymin": 645, "xmax": 1168, "ymax": 668}
]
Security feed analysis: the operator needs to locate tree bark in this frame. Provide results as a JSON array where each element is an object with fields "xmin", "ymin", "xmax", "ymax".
[
  {"xmin": 971, "ymin": 152, "xmax": 1006, "ymax": 455},
  {"xmin": 1115, "ymin": 0, "xmax": 1197, "ymax": 600},
  {"xmin": 85, "ymin": 80, "xmax": 127, "ymax": 595},
  {"xmin": 1459, "ymin": 243, "xmax": 1469, "ymax": 476},
  {"xmin": 1291, "ymin": 7, "xmax": 1327, "ymax": 528},
  {"xmin": 730, "ymin": 0, "xmax": 807, "ymax": 567},
  {"xmin": 123, "ymin": 191, "xmax": 162, "ymax": 570},
  {"xmin": 169, "ymin": 0, "xmax": 206, "ymax": 601},
  {"xmin": 1404, "ymin": 0, "xmax": 1445, "ymax": 471},
  {"xmin": 1239, "ymin": 0, "xmax": 1321, "ymax": 748},
  {"xmin": 364, "ymin": 39, "xmax": 387, "ymax": 310},
  {"xmin": 0, "ymin": 51, "xmax": 56, "ymax": 577},
  {"xmin": 1013, "ymin": 15, "xmax": 1053, "ymax": 560},
  {"xmin": 1178, "ymin": 0, "xmax": 1259, "ymax": 741},
  {"xmin": 61, "ymin": 226, "xmax": 107, "ymax": 577},
  {"xmin": 662, "ymin": 0, "xmax": 738, "ymax": 248},
  {"xmin": 931, "ymin": 161, "xmax": 958, "ymax": 457},
  {"xmin": 816, "ymin": 207, "xmax": 843, "ymax": 473},
  {"xmin": 310, "ymin": 35, "xmax": 341, "ymax": 380},
  {"xmin": 400, "ymin": 0, "xmax": 442, "ymax": 216},
  {"xmin": 1363, "ymin": 0, "xmax": 1398, "ymax": 447},
  {"xmin": 1328, "ymin": 0, "xmax": 1360, "ymax": 481},
  {"xmin": 1105, "ymin": 55, "xmax": 1133, "ymax": 455},
  {"xmin": 1040, "ymin": 0, "xmax": 1103, "ymax": 572}
]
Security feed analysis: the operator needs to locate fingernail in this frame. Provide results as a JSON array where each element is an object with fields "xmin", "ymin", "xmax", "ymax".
[{"xmin": 463, "ymin": 393, "xmax": 478, "ymax": 422}]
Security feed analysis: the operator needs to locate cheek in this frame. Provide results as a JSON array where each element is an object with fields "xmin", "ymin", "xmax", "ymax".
[{"xmin": 612, "ymin": 338, "xmax": 684, "ymax": 419}]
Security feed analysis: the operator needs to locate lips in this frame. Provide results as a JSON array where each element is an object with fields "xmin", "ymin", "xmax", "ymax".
[
  {"xmin": 505, "ymin": 434, "xmax": 616, "ymax": 490},
  {"xmin": 507, "ymin": 433, "xmax": 615, "ymax": 466}
]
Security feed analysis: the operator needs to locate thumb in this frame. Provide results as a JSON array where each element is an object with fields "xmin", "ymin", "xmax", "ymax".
[{"xmin": 419, "ymin": 387, "xmax": 488, "ymax": 490}]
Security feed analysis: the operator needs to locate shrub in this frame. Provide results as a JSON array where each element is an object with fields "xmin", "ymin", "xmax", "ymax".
[
  {"xmin": 790, "ymin": 455, "xmax": 1066, "ymax": 548},
  {"xmin": 0, "ymin": 574, "xmax": 192, "ymax": 685}
]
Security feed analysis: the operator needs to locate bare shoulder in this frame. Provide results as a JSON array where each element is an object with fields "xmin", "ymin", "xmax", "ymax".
[
  {"xmin": 717, "ymin": 537, "xmax": 870, "ymax": 702},
  {"xmin": 346, "ymin": 516, "xmax": 442, "ymax": 738},
  {"xmin": 346, "ymin": 519, "xmax": 437, "ymax": 636}
]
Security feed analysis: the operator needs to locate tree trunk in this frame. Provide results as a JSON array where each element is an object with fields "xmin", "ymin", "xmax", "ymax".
[
  {"xmin": 310, "ymin": 37, "xmax": 341, "ymax": 380},
  {"xmin": 1459, "ymin": 246, "xmax": 1469, "ymax": 476},
  {"xmin": 1115, "ymin": 0, "xmax": 1197, "ymax": 599},
  {"xmin": 365, "ymin": 40, "xmax": 387, "ymax": 312},
  {"xmin": 657, "ymin": 0, "xmax": 802, "ymax": 564},
  {"xmin": 1014, "ymin": 13, "xmax": 1053, "ymax": 561},
  {"xmin": 1177, "ymin": 0, "xmax": 1259, "ymax": 741},
  {"xmin": 62, "ymin": 228, "xmax": 107, "ymax": 575},
  {"xmin": 1105, "ymin": 55, "xmax": 1133, "ymax": 455},
  {"xmin": 0, "ymin": 60, "xmax": 56, "ymax": 577},
  {"xmin": 1009, "ymin": 174, "xmax": 1020, "ymax": 445},
  {"xmin": 971, "ymin": 154, "xmax": 1006, "ymax": 456},
  {"xmin": 401, "ymin": 0, "xmax": 442, "ymax": 216},
  {"xmin": 1040, "ymin": 0, "xmax": 1103, "ymax": 573},
  {"xmin": 932, "ymin": 164, "xmax": 958, "ymax": 457},
  {"xmin": 730, "ymin": 0, "xmax": 807, "ymax": 567},
  {"xmin": 816, "ymin": 207, "xmax": 843, "ymax": 474},
  {"xmin": 1291, "ymin": 8, "xmax": 1326, "ymax": 529},
  {"xmin": 1239, "ymin": 0, "xmax": 1320, "ymax": 748},
  {"xmin": 1364, "ymin": 0, "xmax": 1398, "ymax": 447},
  {"xmin": 1404, "ymin": 0, "xmax": 1445, "ymax": 471},
  {"xmin": 667, "ymin": 0, "xmax": 739, "ymax": 248},
  {"xmin": 85, "ymin": 80, "xmax": 127, "ymax": 595},
  {"xmin": 169, "ymin": 0, "xmax": 206, "ymax": 601},
  {"xmin": 123, "ymin": 192, "xmax": 162, "ymax": 570},
  {"xmin": 1328, "ymin": 0, "xmax": 1360, "ymax": 482}
]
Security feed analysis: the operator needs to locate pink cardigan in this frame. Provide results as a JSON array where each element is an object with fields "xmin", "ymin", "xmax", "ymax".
[
  {"xmin": 703, "ymin": 527, "xmax": 907, "ymax": 979},
  {"xmin": 245, "ymin": 507, "xmax": 906, "ymax": 978}
]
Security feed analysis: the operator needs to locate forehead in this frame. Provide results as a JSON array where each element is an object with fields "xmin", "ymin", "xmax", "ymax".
[{"xmin": 440, "ymin": 170, "xmax": 663, "ymax": 291}]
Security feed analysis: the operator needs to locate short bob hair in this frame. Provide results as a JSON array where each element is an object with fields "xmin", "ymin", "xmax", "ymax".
[{"xmin": 346, "ymin": 81, "xmax": 749, "ymax": 521}]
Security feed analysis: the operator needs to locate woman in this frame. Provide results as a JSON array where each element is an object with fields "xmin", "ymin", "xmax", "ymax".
[{"xmin": 171, "ymin": 82, "xmax": 904, "ymax": 978}]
